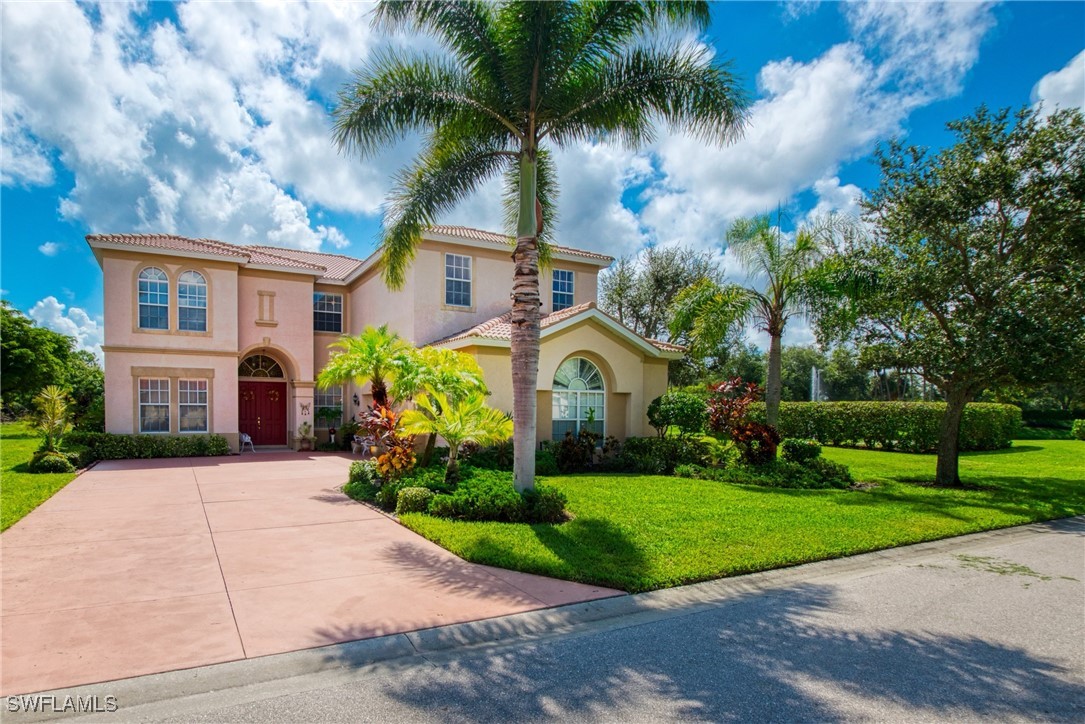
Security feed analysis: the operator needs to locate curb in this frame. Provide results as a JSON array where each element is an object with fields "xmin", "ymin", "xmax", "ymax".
[{"xmin": 8, "ymin": 516, "xmax": 1083, "ymax": 722}]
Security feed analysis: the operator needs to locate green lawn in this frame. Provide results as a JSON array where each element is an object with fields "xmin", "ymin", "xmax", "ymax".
[
  {"xmin": 1, "ymin": 422, "xmax": 79, "ymax": 531},
  {"xmin": 400, "ymin": 440, "xmax": 1085, "ymax": 593}
]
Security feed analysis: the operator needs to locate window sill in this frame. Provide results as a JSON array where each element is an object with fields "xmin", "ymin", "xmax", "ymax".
[{"xmin": 255, "ymin": 320, "xmax": 278, "ymax": 327}]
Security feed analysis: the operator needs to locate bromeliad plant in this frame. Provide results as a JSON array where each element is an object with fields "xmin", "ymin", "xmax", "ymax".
[{"xmin": 400, "ymin": 389, "xmax": 513, "ymax": 484}]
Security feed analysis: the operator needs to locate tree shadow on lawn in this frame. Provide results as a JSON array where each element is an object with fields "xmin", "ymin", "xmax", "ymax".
[
  {"xmin": 964, "ymin": 445, "xmax": 1045, "ymax": 455},
  {"xmin": 359, "ymin": 582, "xmax": 1084, "ymax": 722}
]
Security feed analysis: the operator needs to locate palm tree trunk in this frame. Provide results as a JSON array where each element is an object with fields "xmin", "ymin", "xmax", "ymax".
[
  {"xmin": 765, "ymin": 331, "xmax": 783, "ymax": 427},
  {"xmin": 935, "ymin": 387, "xmax": 968, "ymax": 486},
  {"xmin": 511, "ymin": 154, "xmax": 539, "ymax": 491}
]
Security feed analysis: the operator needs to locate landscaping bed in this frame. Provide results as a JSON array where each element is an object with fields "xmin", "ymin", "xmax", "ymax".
[
  {"xmin": 397, "ymin": 440, "xmax": 1085, "ymax": 593},
  {"xmin": 1, "ymin": 422, "xmax": 80, "ymax": 531}
]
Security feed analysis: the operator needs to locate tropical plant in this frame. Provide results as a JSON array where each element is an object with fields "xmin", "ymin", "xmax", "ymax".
[
  {"xmin": 318, "ymin": 325, "xmax": 412, "ymax": 407},
  {"xmin": 401, "ymin": 388, "xmax": 514, "ymax": 483},
  {"xmin": 819, "ymin": 106, "xmax": 1085, "ymax": 485},
  {"xmin": 670, "ymin": 214, "xmax": 835, "ymax": 427},
  {"xmin": 360, "ymin": 404, "xmax": 417, "ymax": 480},
  {"xmin": 33, "ymin": 385, "xmax": 72, "ymax": 453},
  {"xmin": 706, "ymin": 377, "xmax": 780, "ymax": 465},
  {"xmin": 333, "ymin": 0, "xmax": 747, "ymax": 490}
]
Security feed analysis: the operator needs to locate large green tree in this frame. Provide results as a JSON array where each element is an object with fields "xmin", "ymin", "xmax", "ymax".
[
  {"xmin": 333, "ymin": 0, "xmax": 746, "ymax": 490},
  {"xmin": 0, "ymin": 301, "xmax": 103, "ymax": 429},
  {"xmin": 820, "ymin": 106, "xmax": 1085, "ymax": 486}
]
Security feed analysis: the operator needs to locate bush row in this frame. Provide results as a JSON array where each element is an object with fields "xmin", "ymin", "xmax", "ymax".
[
  {"xmin": 1072, "ymin": 420, "xmax": 1085, "ymax": 441},
  {"xmin": 345, "ymin": 461, "xmax": 567, "ymax": 523},
  {"xmin": 675, "ymin": 457, "xmax": 854, "ymax": 490},
  {"xmin": 745, "ymin": 402, "xmax": 1021, "ymax": 452},
  {"xmin": 1022, "ymin": 409, "xmax": 1085, "ymax": 428},
  {"xmin": 65, "ymin": 431, "xmax": 232, "ymax": 460}
]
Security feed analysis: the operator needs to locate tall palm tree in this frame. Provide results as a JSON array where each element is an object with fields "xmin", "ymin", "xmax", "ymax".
[
  {"xmin": 334, "ymin": 0, "xmax": 746, "ymax": 490},
  {"xmin": 670, "ymin": 215, "xmax": 822, "ymax": 427},
  {"xmin": 318, "ymin": 325, "xmax": 412, "ymax": 408}
]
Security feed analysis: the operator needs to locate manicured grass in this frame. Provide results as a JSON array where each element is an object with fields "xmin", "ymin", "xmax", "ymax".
[
  {"xmin": 1, "ymin": 422, "xmax": 79, "ymax": 531},
  {"xmin": 400, "ymin": 440, "xmax": 1085, "ymax": 593}
]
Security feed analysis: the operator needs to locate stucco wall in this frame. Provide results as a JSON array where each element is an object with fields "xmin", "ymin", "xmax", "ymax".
[
  {"xmin": 456, "ymin": 317, "xmax": 670, "ymax": 443},
  {"xmin": 102, "ymin": 252, "xmax": 238, "ymax": 352},
  {"xmin": 236, "ymin": 270, "xmax": 316, "ymax": 382},
  {"xmin": 351, "ymin": 265, "xmax": 417, "ymax": 342}
]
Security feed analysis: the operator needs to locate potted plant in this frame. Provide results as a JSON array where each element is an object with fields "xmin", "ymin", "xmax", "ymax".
[
  {"xmin": 296, "ymin": 420, "xmax": 316, "ymax": 451},
  {"xmin": 316, "ymin": 406, "xmax": 343, "ymax": 445}
]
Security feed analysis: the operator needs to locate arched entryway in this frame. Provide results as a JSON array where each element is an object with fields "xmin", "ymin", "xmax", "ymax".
[
  {"xmin": 238, "ymin": 354, "xmax": 288, "ymax": 445},
  {"xmin": 552, "ymin": 357, "xmax": 605, "ymax": 439}
]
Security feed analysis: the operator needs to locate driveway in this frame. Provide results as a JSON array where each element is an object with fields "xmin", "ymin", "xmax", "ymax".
[{"xmin": 0, "ymin": 454, "xmax": 620, "ymax": 695}]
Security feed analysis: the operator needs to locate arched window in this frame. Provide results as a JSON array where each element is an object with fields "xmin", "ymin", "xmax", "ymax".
[
  {"xmin": 238, "ymin": 355, "xmax": 284, "ymax": 378},
  {"xmin": 138, "ymin": 267, "xmax": 169, "ymax": 330},
  {"xmin": 178, "ymin": 271, "xmax": 207, "ymax": 332},
  {"xmin": 552, "ymin": 357, "xmax": 604, "ymax": 439}
]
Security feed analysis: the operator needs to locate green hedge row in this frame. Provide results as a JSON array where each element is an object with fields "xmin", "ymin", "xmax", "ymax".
[
  {"xmin": 746, "ymin": 402, "xmax": 1021, "ymax": 453},
  {"xmin": 1021, "ymin": 409, "xmax": 1085, "ymax": 428},
  {"xmin": 65, "ymin": 431, "xmax": 231, "ymax": 460}
]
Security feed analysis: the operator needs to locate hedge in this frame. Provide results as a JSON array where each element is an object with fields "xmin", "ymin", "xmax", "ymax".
[
  {"xmin": 746, "ymin": 401, "xmax": 1021, "ymax": 453},
  {"xmin": 1021, "ymin": 410, "xmax": 1085, "ymax": 429},
  {"xmin": 65, "ymin": 431, "xmax": 231, "ymax": 460}
]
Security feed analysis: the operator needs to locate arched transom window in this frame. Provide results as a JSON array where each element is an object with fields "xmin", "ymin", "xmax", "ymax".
[
  {"xmin": 178, "ymin": 271, "xmax": 207, "ymax": 332},
  {"xmin": 238, "ymin": 355, "xmax": 284, "ymax": 378},
  {"xmin": 137, "ymin": 267, "xmax": 169, "ymax": 330},
  {"xmin": 552, "ymin": 357, "xmax": 604, "ymax": 439}
]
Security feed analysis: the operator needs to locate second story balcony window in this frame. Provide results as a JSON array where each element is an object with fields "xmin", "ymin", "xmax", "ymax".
[
  {"xmin": 445, "ymin": 253, "xmax": 472, "ymax": 307},
  {"xmin": 138, "ymin": 267, "xmax": 169, "ymax": 330},
  {"xmin": 314, "ymin": 292, "xmax": 343, "ymax": 333},
  {"xmin": 553, "ymin": 269, "xmax": 574, "ymax": 311},
  {"xmin": 178, "ymin": 271, "xmax": 208, "ymax": 332}
]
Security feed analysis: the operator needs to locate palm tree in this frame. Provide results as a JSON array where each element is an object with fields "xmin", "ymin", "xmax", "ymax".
[
  {"xmin": 400, "ymin": 388, "xmax": 514, "ymax": 483},
  {"xmin": 317, "ymin": 325, "xmax": 412, "ymax": 408},
  {"xmin": 333, "ymin": 0, "xmax": 747, "ymax": 490},
  {"xmin": 670, "ymin": 215, "xmax": 823, "ymax": 427},
  {"xmin": 394, "ymin": 346, "xmax": 489, "ymax": 465}
]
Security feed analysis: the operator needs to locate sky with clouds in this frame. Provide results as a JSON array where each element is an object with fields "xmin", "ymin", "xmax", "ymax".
[{"xmin": 2, "ymin": 0, "xmax": 1083, "ymax": 359}]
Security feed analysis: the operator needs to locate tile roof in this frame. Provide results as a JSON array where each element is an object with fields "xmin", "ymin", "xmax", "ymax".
[
  {"xmin": 86, "ymin": 233, "xmax": 327, "ymax": 274},
  {"xmin": 429, "ymin": 301, "xmax": 686, "ymax": 355},
  {"xmin": 245, "ymin": 246, "xmax": 363, "ymax": 281},
  {"xmin": 427, "ymin": 225, "xmax": 614, "ymax": 263}
]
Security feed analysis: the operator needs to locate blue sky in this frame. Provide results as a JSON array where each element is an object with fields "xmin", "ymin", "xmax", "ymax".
[{"xmin": 2, "ymin": 1, "xmax": 1083, "ymax": 357}]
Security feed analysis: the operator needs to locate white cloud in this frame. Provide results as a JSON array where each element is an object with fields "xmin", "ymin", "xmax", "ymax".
[
  {"xmin": 1, "ymin": 0, "xmax": 373, "ymax": 251},
  {"xmin": 1032, "ymin": 50, "xmax": 1085, "ymax": 117},
  {"xmin": 808, "ymin": 176, "xmax": 864, "ymax": 221},
  {"xmin": 38, "ymin": 241, "xmax": 62, "ymax": 256},
  {"xmin": 28, "ymin": 296, "xmax": 104, "ymax": 360}
]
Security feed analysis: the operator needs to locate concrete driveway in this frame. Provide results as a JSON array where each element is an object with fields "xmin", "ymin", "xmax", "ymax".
[{"xmin": 0, "ymin": 454, "xmax": 620, "ymax": 695}]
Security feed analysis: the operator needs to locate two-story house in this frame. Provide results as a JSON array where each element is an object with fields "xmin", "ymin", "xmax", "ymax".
[{"xmin": 88, "ymin": 226, "xmax": 682, "ymax": 452}]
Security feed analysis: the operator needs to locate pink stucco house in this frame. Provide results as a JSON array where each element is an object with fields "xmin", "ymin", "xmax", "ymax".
[{"xmin": 88, "ymin": 226, "xmax": 682, "ymax": 451}]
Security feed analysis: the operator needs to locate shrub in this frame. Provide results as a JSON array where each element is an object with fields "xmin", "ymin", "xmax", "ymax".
[
  {"xmin": 746, "ymin": 401, "xmax": 1021, "ymax": 452},
  {"xmin": 711, "ymin": 459, "xmax": 853, "ymax": 490},
  {"xmin": 673, "ymin": 463, "xmax": 705, "ymax": 479},
  {"xmin": 618, "ymin": 436, "xmax": 712, "ymax": 474},
  {"xmin": 647, "ymin": 391, "xmax": 707, "ymax": 438},
  {"xmin": 780, "ymin": 438, "xmax": 822, "ymax": 464},
  {"xmin": 63, "ymin": 431, "xmax": 230, "ymax": 460},
  {"xmin": 534, "ymin": 448, "xmax": 560, "ymax": 476},
  {"xmin": 28, "ymin": 450, "xmax": 75, "ymax": 474},
  {"xmin": 706, "ymin": 377, "xmax": 781, "ymax": 464},
  {"xmin": 396, "ymin": 486, "xmax": 436, "ymax": 515},
  {"xmin": 521, "ymin": 485, "xmax": 568, "ymax": 523},
  {"xmin": 554, "ymin": 428, "xmax": 599, "ymax": 473},
  {"xmin": 349, "ymin": 459, "xmax": 381, "ymax": 486},
  {"xmin": 1072, "ymin": 420, "xmax": 1085, "ymax": 441}
]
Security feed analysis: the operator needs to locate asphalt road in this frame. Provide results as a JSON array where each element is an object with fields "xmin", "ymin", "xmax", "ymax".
[{"xmin": 17, "ymin": 518, "xmax": 1085, "ymax": 723}]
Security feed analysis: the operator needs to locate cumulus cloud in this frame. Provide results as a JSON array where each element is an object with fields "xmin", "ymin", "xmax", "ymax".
[
  {"xmin": 38, "ymin": 241, "xmax": 62, "ymax": 257},
  {"xmin": 1032, "ymin": 50, "xmax": 1085, "ymax": 117},
  {"xmin": 0, "ymin": 0, "xmax": 377, "ymax": 251},
  {"xmin": 28, "ymin": 296, "xmax": 104, "ymax": 360}
]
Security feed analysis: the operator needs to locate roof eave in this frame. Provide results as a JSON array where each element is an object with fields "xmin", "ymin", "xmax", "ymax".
[{"xmin": 86, "ymin": 239, "xmax": 248, "ymax": 265}]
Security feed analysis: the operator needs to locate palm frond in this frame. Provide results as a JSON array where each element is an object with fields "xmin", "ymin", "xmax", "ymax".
[
  {"xmin": 543, "ymin": 44, "xmax": 747, "ymax": 149},
  {"xmin": 334, "ymin": 51, "xmax": 512, "ymax": 159},
  {"xmin": 381, "ymin": 137, "xmax": 512, "ymax": 288},
  {"xmin": 373, "ymin": 1, "xmax": 505, "ymax": 88}
]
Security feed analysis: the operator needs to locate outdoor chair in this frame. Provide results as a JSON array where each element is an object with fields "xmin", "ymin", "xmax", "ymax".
[{"xmin": 239, "ymin": 432, "xmax": 255, "ymax": 453}]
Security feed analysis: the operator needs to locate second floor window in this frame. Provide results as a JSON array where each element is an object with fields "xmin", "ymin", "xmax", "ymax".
[
  {"xmin": 138, "ymin": 267, "xmax": 169, "ymax": 330},
  {"xmin": 178, "ymin": 271, "xmax": 207, "ymax": 332},
  {"xmin": 445, "ymin": 253, "xmax": 472, "ymax": 307},
  {"xmin": 313, "ymin": 292, "xmax": 343, "ymax": 332},
  {"xmin": 553, "ymin": 269, "xmax": 574, "ymax": 311}
]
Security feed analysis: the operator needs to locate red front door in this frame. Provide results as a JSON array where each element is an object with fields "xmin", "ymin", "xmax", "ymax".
[{"xmin": 239, "ymin": 381, "xmax": 287, "ymax": 446}]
